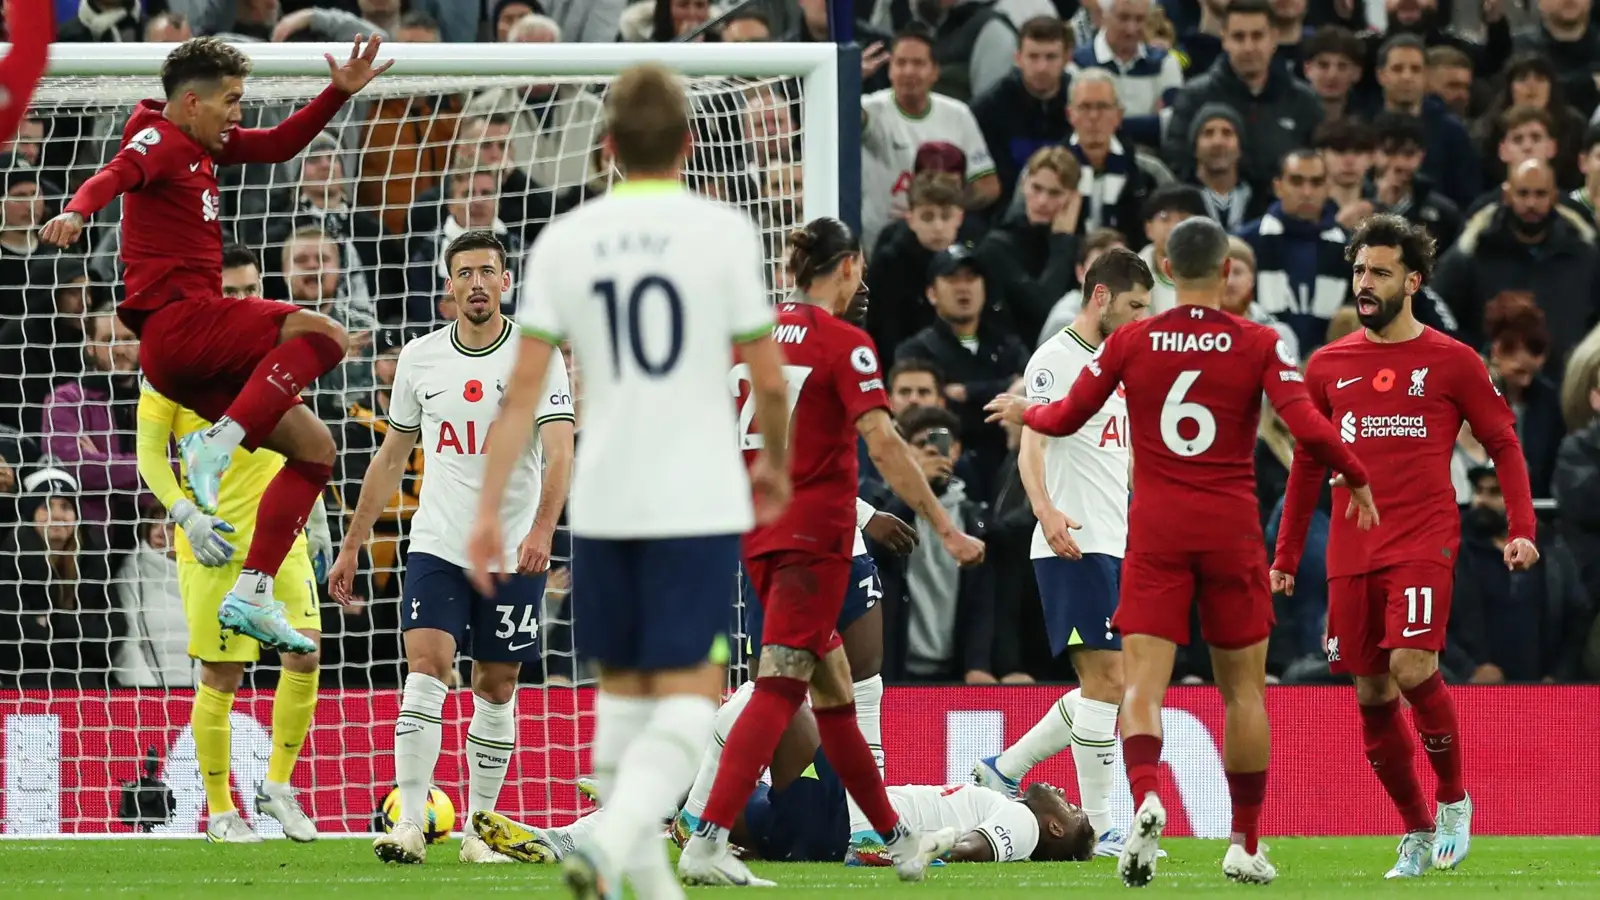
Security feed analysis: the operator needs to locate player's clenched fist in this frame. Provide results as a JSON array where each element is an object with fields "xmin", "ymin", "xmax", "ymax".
[
  {"xmin": 1503, "ymin": 536, "xmax": 1539, "ymax": 571},
  {"xmin": 1269, "ymin": 569, "xmax": 1295, "ymax": 596},
  {"xmin": 941, "ymin": 529, "xmax": 985, "ymax": 566},
  {"xmin": 40, "ymin": 211, "xmax": 83, "ymax": 248}
]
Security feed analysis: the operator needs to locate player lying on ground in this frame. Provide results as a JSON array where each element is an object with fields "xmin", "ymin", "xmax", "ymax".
[
  {"xmin": 468, "ymin": 64, "xmax": 794, "ymax": 900},
  {"xmin": 135, "ymin": 275, "xmax": 331, "ymax": 842},
  {"xmin": 987, "ymin": 216, "xmax": 1378, "ymax": 888},
  {"xmin": 328, "ymin": 230, "xmax": 575, "ymax": 866},
  {"xmin": 474, "ymin": 699, "xmax": 1095, "ymax": 867},
  {"xmin": 43, "ymin": 36, "xmax": 390, "ymax": 656},
  {"xmin": 1270, "ymin": 213, "xmax": 1539, "ymax": 879},
  {"xmin": 0, "ymin": 0, "xmax": 53, "ymax": 146},
  {"xmin": 680, "ymin": 217, "xmax": 986, "ymax": 888},
  {"xmin": 974, "ymin": 247, "xmax": 1153, "ymax": 859}
]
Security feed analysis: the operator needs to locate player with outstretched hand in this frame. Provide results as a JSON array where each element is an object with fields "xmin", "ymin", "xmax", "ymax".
[
  {"xmin": 679, "ymin": 218, "xmax": 984, "ymax": 888},
  {"xmin": 0, "ymin": 0, "xmax": 53, "ymax": 147},
  {"xmin": 1270, "ymin": 213, "xmax": 1539, "ymax": 879},
  {"xmin": 41, "ymin": 36, "xmax": 391, "ymax": 655},
  {"xmin": 466, "ymin": 64, "xmax": 792, "ymax": 900},
  {"xmin": 986, "ymin": 217, "xmax": 1377, "ymax": 887}
]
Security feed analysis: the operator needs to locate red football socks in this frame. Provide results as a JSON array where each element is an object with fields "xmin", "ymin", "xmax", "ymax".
[
  {"xmin": 224, "ymin": 332, "xmax": 346, "ymax": 448},
  {"xmin": 243, "ymin": 459, "xmax": 332, "ymax": 576},
  {"xmin": 1122, "ymin": 733, "xmax": 1162, "ymax": 804},
  {"xmin": 700, "ymin": 675, "xmax": 808, "ymax": 830},
  {"xmin": 1402, "ymin": 672, "xmax": 1466, "ymax": 804},
  {"xmin": 1225, "ymin": 769, "xmax": 1267, "ymax": 855},
  {"xmin": 1359, "ymin": 699, "xmax": 1434, "ymax": 833},
  {"xmin": 813, "ymin": 703, "xmax": 900, "ymax": 836}
]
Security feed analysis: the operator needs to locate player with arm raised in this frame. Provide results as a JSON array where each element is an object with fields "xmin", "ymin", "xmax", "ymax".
[
  {"xmin": 986, "ymin": 217, "xmax": 1378, "ymax": 887},
  {"xmin": 0, "ymin": 0, "xmax": 53, "ymax": 145},
  {"xmin": 1270, "ymin": 214, "xmax": 1539, "ymax": 879},
  {"xmin": 39, "ymin": 36, "xmax": 390, "ymax": 654},
  {"xmin": 466, "ymin": 64, "xmax": 792, "ymax": 900},
  {"xmin": 973, "ymin": 247, "xmax": 1152, "ymax": 858},
  {"xmin": 679, "ymin": 217, "xmax": 984, "ymax": 888},
  {"xmin": 326, "ymin": 231, "xmax": 574, "ymax": 866}
]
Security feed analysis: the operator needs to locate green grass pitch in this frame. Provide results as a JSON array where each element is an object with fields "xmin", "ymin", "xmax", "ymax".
[{"xmin": 1, "ymin": 838, "xmax": 1597, "ymax": 899}]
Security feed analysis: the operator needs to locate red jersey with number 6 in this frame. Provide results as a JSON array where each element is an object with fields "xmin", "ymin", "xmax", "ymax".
[
  {"xmin": 1024, "ymin": 305, "xmax": 1370, "ymax": 552},
  {"xmin": 735, "ymin": 302, "xmax": 889, "ymax": 559}
]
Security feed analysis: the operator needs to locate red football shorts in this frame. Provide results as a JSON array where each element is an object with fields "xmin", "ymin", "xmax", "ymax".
[
  {"xmin": 130, "ymin": 294, "xmax": 301, "ymax": 426},
  {"xmin": 1117, "ymin": 547, "xmax": 1273, "ymax": 650},
  {"xmin": 744, "ymin": 550, "xmax": 851, "ymax": 659},
  {"xmin": 1326, "ymin": 562, "xmax": 1454, "ymax": 677}
]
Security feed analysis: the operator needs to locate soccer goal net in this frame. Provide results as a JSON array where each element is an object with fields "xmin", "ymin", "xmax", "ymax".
[{"xmin": 0, "ymin": 40, "xmax": 838, "ymax": 838}]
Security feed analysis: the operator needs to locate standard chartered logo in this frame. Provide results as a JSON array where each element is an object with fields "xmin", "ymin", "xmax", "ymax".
[
  {"xmin": 1360, "ymin": 414, "xmax": 1428, "ymax": 439},
  {"xmin": 1340, "ymin": 411, "xmax": 1357, "ymax": 443}
]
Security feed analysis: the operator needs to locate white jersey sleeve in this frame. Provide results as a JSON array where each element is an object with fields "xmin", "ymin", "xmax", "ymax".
[
  {"xmin": 517, "ymin": 233, "xmax": 565, "ymax": 343},
  {"xmin": 535, "ymin": 347, "xmax": 576, "ymax": 425},
  {"xmin": 387, "ymin": 345, "xmax": 423, "ymax": 432},
  {"xmin": 725, "ymin": 218, "xmax": 776, "ymax": 342},
  {"xmin": 952, "ymin": 102, "xmax": 996, "ymax": 181},
  {"xmin": 968, "ymin": 796, "xmax": 1040, "ymax": 863}
]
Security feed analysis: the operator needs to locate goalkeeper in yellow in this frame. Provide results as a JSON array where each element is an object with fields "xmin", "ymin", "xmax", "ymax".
[{"xmin": 137, "ymin": 349, "xmax": 330, "ymax": 844}]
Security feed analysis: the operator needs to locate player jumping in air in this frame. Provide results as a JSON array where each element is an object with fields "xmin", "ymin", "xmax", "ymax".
[
  {"xmin": 1270, "ymin": 213, "xmax": 1539, "ymax": 879},
  {"xmin": 678, "ymin": 218, "xmax": 985, "ymax": 887},
  {"xmin": 330, "ymin": 230, "xmax": 575, "ymax": 866},
  {"xmin": 973, "ymin": 247, "xmax": 1153, "ymax": 858},
  {"xmin": 987, "ymin": 217, "xmax": 1378, "ymax": 887},
  {"xmin": 0, "ymin": 0, "xmax": 53, "ymax": 145},
  {"xmin": 468, "ymin": 64, "xmax": 793, "ymax": 900},
  {"xmin": 41, "ymin": 36, "xmax": 391, "ymax": 655}
]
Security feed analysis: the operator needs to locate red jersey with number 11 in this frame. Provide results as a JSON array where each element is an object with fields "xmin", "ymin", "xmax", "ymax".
[
  {"xmin": 1024, "ymin": 305, "xmax": 1369, "ymax": 552},
  {"xmin": 736, "ymin": 302, "xmax": 889, "ymax": 559}
]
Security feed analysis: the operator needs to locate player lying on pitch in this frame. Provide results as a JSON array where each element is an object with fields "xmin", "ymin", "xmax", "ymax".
[{"xmin": 471, "ymin": 699, "xmax": 1095, "ymax": 867}]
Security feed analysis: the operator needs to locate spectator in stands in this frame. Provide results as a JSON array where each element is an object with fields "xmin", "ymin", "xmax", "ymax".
[
  {"xmin": 0, "ymin": 469, "xmax": 116, "ymax": 689},
  {"xmin": 1300, "ymin": 26, "xmax": 1365, "ymax": 129},
  {"xmin": 357, "ymin": 12, "xmax": 459, "ymax": 236},
  {"xmin": 631, "ymin": 0, "xmax": 718, "ymax": 41},
  {"xmin": 1164, "ymin": 0, "xmax": 1323, "ymax": 187},
  {"xmin": 280, "ymin": 226, "xmax": 377, "ymax": 416},
  {"xmin": 1313, "ymin": 118, "xmax": 1377, "ymax": 230},
  {"xmin": 1177, "ymin": 0, "xmax": 1230, "ymax": 77},
  {"xmin": 976, "ymin": 146, "xmax": 1082, "ymax": 342},
  {"xmin": 464, "ymin": 14, "xmax": 607, "ymax": 206},
  {"xmin": 268, "ymin": 4, "xmax": 393, "ymax": 42},
  {"xmin": 177, "ymin": 0, "xmax": 387, "ymax": 41},
  {"xmin": 893, "ymin": 0, "xmax": 1019, "ymax": 102},
  {"xmin": 871, "ymin": 404, "xmax": 995, "ymax": 683},
  {"xmin": 1475, "ymin": 54, "xmax": 1588, "ymax": 193},
  {"xmin": 144, "ymin": 11, "xmax": 193, "ymax": 42},
  {"xmin": 410, "ymin": 112, "xmax": 565, "ymax": 262},
  {"xmin": 1361, "ymin": 0, "xmax": 1511, "ymax": 97},
  {"xmin": 0, "ymin": 116, "xmax": 42, "ymax": 168},
  {"xmin": 406, "ymin": 167, "xmax": 522, "ymax": 325},
  {"xmin": 1511, "ymin": 0, "xmax": 1600, "ymax": 119},
  {"xmin": 1064, "ymin": 69, "xmax": 1156, "ymax": 245},
  {"xmin": 1259, "ymin": 405, "xmax": 1326, "ymax": 669},
  {"xmin": 1266, "ymin": 0, "xmax": 1313, "ymax": 74},
  {"xmin": 1425, "ymin": 44, "xmax": 1477, "ymax": 121},
  {"xmin": 0, "ymin": 155, "xmax": 57, "ymax": 319},
  {"xmin": 1465, "ymin": 106, "xmax": 1561, "ymax": 215},
  {"xmin": 970, "ymin": 15, "xmax": 1072, "ymax": 207},
  {"xmin": 57, "ymin": 0, "xmax": 143, "ymax": 42},
  {"xmin": 1370, "ymin": 33, "xmax": 1480, "ymax": 208},
  {"xmin": 1434, "ymin": 159, "xmax": 1600, "ymax": 371},
  {"xmin": 1570, "ymin": 124, "xmax": 1600, "ymax": 226},
  {"xmin": 42, "ymin": 309, "xmax": 143, "ymax": 551},
  {"xmin": 221, "ymin": 242, "xmax": 262, "ymax": 299},
  {"xmin": 867, "ymin": 173, "xmax": 964, "ymax": 355},
  {"xmin": 355, "ymin": 0, "xmax": 405, "ymax": 37},
  {"xmin": 113, "ymin": 508, "xmax": 191, "ymax": 688},
  {"xmin": 1370, "ymin": 112, "xmax": 1464, "ymax": 250},
  {"xmin": 788, "ymin": 0, "xmax": 894, "ymax": 94},
  {"xmin": 888, "ymin": 358, "xmax": 948, "ymax": 417},
  {"xmin": 1554, "ymin": 339, "xmax": 1600, "ymax": 604},
  {"xmin": 1036, "ymin": 227, "xmax": 1130, "ymax": 344},
  {"xmin": 1221, "ymin": 234, "xmax": 1300, "ymax": 361},
  {"xmin": 0, "ymin": 430, "xmax": 39, "ymax": 529},
  {"xmin": 719, "ymin": 7, "xmax": 771, "ymax": 40},
  {"xmin": 860, "ymin": 25, "xmax": 999, "ymax": 254},
  {"xmin": 895, "ymin": 244, "xmax": 1029, "ymax": 494},
  {"xmin": 1137, "ymin": 184, "xmax": 1207, "ymax": 314},
  {"xmin": 1236, "ymin": 148, "xmax": 1351, "ymax": 357},
  {"xmin": 1483, "ymin": 293, "xmax": 1566, "ymax": 499},
  {"xmin": 1184, "ymin": 104, "xmax": 1271, "ymax": 231},
  {"xmin": 1069, "ymin": 0, "xmax": 1183, "ymax": 147},
  {"xmin": 493, "ymin": 0, "xmax": 541, "ymax": 40},
  {"xmin": 0, "ymin": 257, "xmax": 95, "ymax": 436}
]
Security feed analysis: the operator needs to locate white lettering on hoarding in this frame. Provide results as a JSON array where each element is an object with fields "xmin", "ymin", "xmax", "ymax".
[
  {"xmin": 4, "ymin": 714, "xmax": 60, "ymax": 835},
  {"xmin": 153, "ymin": 713, "xmax": 278, "ymax": 837},
  {"xmin": 944, "ymin": 710, "xmax": 1004, "ymax": 784}
]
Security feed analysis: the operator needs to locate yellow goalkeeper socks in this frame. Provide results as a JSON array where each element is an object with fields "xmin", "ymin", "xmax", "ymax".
[
  {"xmin": 267, "ymin": 668, "xmax": 320, "ymax": 786},
  {"xmin": 192, "ymin": 684, "xmax": 236, "ymax": 816}
]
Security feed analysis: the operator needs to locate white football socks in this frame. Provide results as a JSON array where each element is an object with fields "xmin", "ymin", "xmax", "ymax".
[
  {"xmin": 1069, "ymin": 693, "xmax": 1120, "ymax": 836},
  {"xmin": 593, "ymin": 695, "xmax": 717, "ymax": 870},
  {"xmin": 683, "ymin": 680, "xmax": 754, "ymax": 818},
  {"xmin": 230, "ymin": 569, "xmax": 274, "ymax": 603},
  {"xmin": 203, "ymin": 417, "xmax": 246, "ymax": 455},
  {"xmin": 592, "ymin": 692, "xmax": 654, "ymax": 806},
  {"xmin": 394, "ymin": 672, "xmax": 448, "ymax": 826},
  {"xmin": 996, "ymin": 688, "xmax": 1080, "ymax": 783},
  {"xmin": 465, "ymin": 692, "xmax": 516, "ymax": 820},
  {"xmin": 845, "ymin": 675, "xmax": 885, "ymax": 835}
]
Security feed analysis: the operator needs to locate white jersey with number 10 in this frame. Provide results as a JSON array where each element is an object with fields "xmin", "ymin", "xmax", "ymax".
[{"xmin": 517, "ymin": 180, "xmax": 774, "ymax": 539}]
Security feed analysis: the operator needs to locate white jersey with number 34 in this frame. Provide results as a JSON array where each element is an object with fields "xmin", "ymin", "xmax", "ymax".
[{"xmin": 517, "ymin": 180, "xmax": 774, "ymax": 539}]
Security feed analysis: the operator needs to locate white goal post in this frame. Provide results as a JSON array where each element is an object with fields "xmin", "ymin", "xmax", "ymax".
[{"xmin": 0, "ymin": 39, "xmax": 838, "ymax": 838}]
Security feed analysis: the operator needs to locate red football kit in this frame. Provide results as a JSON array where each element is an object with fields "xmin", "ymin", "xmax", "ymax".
[
  {"xmin": 0, "ymin": 0, "xmax": 53, "ymax": 148},
  {"xmin": 1025, "ymin": 305, "xmax": 1370, "ymax": 649},
  {"xmin": 738, "ymin": 302, "xmax": 889, "ymax": 657},
  {"xmin": 64, "ymin": 87, "xmax": 349, "ymax": 426},
  {"xmin": 1272, "ymin": 327, "xmax": 1536, "ymax": 675}
]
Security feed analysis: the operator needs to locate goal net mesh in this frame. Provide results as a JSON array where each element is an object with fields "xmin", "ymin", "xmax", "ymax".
[{"xmin": 0, "ymin": 69, "xmax": 805, "ymax": 836}]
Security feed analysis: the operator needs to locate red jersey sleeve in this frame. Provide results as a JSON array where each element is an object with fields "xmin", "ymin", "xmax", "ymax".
[
  {"xmin": 1271, "ymin": 350, "xmax": 1333, "ymax": 575},
  {"xmin": 1260, "ymin": 329, "xmax": 1370, "ymax": 490},
  {"xmin": 216, "ymin": 85, "xmax": 351, "ymax": 167},
  {"xmin": 833, "ymin": 328, "xmax": 891, "ymax": 423},
  {"xmin": 1449, "ymin": 348, "xmax": 1537, "ymax": 543},
  {"xmin": 1024, "ymin": 325, "xmax": 1124, "ymax": 436},
  {"xmin": 66, "ymin": 116, "xmax": 182, "ymax": 219},
  {"xmin": 0, "ymin": 0, "xmax": 52, "ymax": 147}
]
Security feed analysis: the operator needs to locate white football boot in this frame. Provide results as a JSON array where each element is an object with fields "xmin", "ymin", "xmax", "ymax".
[
  {"xmin": 372, "ymin": 819, "xmax": 427, "ymax": 864},
  {"xmin": 205, "ymin": 810, "xmax": 263, "ymax": 844},
  {"xmin": 1118, "ymin": 794, "xmax": 1166, "ymax": 887},
  {"xmin": 1222, "ymin": 842, "xmax": 1277, "ymax": 884}
]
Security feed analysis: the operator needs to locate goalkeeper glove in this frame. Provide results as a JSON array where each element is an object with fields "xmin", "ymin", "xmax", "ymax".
[
  {"xmin": 170, "ymin": 498, "xmax": 236, "ymax": 568},
  {"xmin": 306, "ymin": 498, "xmax": 333, "ymax": 584}
]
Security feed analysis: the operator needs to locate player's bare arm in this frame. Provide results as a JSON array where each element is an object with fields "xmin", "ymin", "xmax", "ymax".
[
  {"xmin": 468, "ymin": 335, "xmax": 554, "ymax": 595},
  {"xmin": 856, "ymin": 408, "xmax": 985, "ymax": 566},
  {"xmin": 948, "ymin": 831, "xmax": 999, "ymax": 863},
  {"xmin": 328, "ymin": 424, "xmax": 420, "ymax": 605},
  {"xmin": 517, "ymin": 417, "xmax": 574, "ymax": 575},
  {"xmin": 1453, "ymin": 355, "xmax": 1541, "ymax": 570},
  {"xmin": 1018, "ymin": 425, "xmax": 1082, "ymax": 560},
  {"xmin": 737, "ymin": 333, "xmax": 793, "ymax": 525},
  {"xmin": 861, "ymin": 502, "xmax": 918, "ymax": 555}
]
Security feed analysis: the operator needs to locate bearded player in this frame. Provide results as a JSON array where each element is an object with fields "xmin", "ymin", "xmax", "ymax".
[
  {"xmin": 987, "ymin": 217, "xmax": 1377, "ymax": 887},
  {"xmin": 41, "ymin": 36, "xmax": 391, "ymax": 654},
  {"xmin": 1270, "ymin": 214, "xmax": 1538, "ymax": 879},
  {"xmin": 678, "ymin": 217, "xmax": 986, "ymax": 887}
]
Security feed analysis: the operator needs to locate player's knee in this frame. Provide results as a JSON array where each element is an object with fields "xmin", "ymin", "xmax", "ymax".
[
  {"xmin": 405, "ymin": 654, "xmax": 454, "ymax": 683},
  {"xmin": 470, "ymin": 663, "xmax": 520, "ymax": 704},
  {"xmin": 290, "ymin": 419, "xmax": 337, "ymax": 467},
  {"xmin": 200, "ymin": 661, "xmax": 245, "ymax": 693},
  {"xmin": 282, "ymin": 639, "xmax": 321, "ymax": 673},
  {"xmin": 1353, "ymin": 675, "xmax": 1399, "ymax": 706},
  {"xmin": 757, "ymin": 645, "xmax": 818, "ymax": 682},
  {"xmin": 1389, "ymin": 650, "xmax": 1437, "ymax": 691}
]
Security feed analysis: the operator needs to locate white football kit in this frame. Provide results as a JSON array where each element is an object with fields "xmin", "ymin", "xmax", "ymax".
[
  {"xmin": 517, "ymin": 180, "xmax": 773, "ymax": 539},
  {"xmin": 387, "ymin": 319, "xmax": 574, "ymax": 571},
  {"xmin": 1024, "ymin": 326, "xmax": 1130, "ymax": 560},
  {"xmin": 859, "ymin": 88, "xmax": 996, "ymax": 250},
  {"xmin": 887, "ymin": 784, "xmax": 1040, "ymax": 863}
]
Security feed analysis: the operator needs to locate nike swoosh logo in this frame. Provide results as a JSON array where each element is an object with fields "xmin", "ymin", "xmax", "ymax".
[
  {"xmin": 1336, "ymin": 377, "xmax": 1362, "ymax": 389},
  {"xmin": 1401, "ymin": 627, "xmax": 1431, "ymax": 637},
  {"xmin": 506, "ymin": 641, "xmax": 537, "ymax": 651},
  {"xmin": 190, "ymin": 161, "xmax": 201, "ymax": 172},
  {"xmin": 423, "ymin": 390, "xmax": 446, "ymax": 400}
]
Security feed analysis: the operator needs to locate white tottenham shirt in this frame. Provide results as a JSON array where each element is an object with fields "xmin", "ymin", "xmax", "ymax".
[
  {"xmin": 886, "ymin": 783, "xmax": 1039, "ymax": 862},
  {"xmin": 388, "ymin": 318, "xmax": 574, "ymax": 571},
  {"xmin": 1024, "ymin": 326, "xmax": 1131, "ymax": 559},
  {"xmin": 517, "ymin": 180, "xmax": 773, "ymax": 539},
  {"xmin": 859, "ymin": 88, "xmax": 995, "ymax": 249}
]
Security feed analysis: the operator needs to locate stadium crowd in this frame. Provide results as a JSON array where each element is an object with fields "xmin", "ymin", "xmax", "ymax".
[{"xmin": 1, "ymin": 0, "xmax": 1599, "ymax": 692}]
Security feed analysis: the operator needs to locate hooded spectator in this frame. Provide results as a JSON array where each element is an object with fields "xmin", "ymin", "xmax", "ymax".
[{"xmin": 1185, "ymin": 103, "xmax": 1273, "ymax": 231}]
